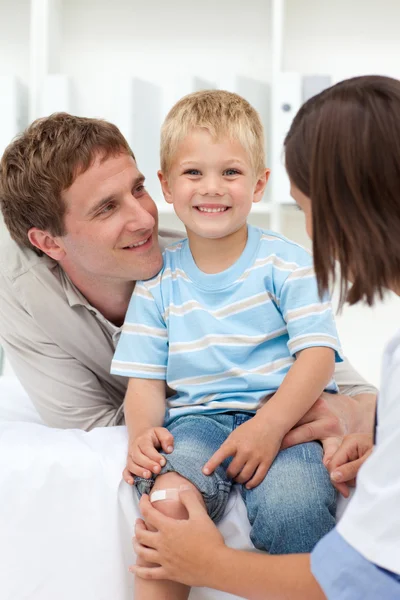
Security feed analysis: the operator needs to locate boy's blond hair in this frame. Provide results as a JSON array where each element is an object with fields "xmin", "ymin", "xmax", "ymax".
[{"xmin": 160, "ymin": 90, "xmax": 266, "ymax": 176}]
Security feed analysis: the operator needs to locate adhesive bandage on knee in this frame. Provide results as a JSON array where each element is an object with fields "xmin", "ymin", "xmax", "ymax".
[{"xmin": 150, "ymin": 485, "xmax": 191, "ymax": 503}]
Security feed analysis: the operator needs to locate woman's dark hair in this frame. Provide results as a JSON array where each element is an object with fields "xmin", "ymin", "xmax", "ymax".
[{"xmin": 285, "ymin": 75, "xmax": 400, "ymax": 306}]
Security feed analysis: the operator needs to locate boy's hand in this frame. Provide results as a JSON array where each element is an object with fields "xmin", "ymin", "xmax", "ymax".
[
  {"xmin": 327, "ymin": 433, "xmax": 374, "ymax": 497},
  {"xmin": 202, "ymin": 416, "xmax": 282, "ymax": 489},
  {"xmin": 123, "ymin": 427, "xmax": 174, "ymax": 485}
]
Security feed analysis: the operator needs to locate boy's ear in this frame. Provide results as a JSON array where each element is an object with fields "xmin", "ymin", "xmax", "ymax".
[
  {"xmin": 253, "ymin": 169, "xmax": 271, "ymax": 203},
  {"xmin": 28, "ymin": 228, "xmax": 66, "ymax": 261},
  {"xmin": 157, "ymin": 170, "xmax": 173, "ymax": 204}
]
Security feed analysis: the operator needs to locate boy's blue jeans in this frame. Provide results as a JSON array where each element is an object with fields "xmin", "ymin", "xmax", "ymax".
[{"xmin": 136, "ymin": 412, "xmax": 337, "ymax": 554}]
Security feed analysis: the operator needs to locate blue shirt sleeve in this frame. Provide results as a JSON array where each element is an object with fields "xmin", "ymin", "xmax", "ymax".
[
  {"xmin": 311, "ymin": 528, "xmax": 400, "ymax": 599},
  {"xmin": 278, "ymin": 264, "xmax": 342, "ymax": 361}
]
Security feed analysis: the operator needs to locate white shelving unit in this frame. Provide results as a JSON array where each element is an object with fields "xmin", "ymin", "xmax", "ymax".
[{"xmin": 2, "ymin": 0, "xmax": 400, "ymax": 231}]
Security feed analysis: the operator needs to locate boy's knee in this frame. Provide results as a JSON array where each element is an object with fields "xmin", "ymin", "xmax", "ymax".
[{"xmin": 149, "ymin": 472, "xmax": 204, "ymax": 520}]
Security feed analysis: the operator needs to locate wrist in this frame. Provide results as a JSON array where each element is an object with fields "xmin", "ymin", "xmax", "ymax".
[
  {"xmin": 351, "ymin": 393, "xmax": 377, "ymax": 434},
  {"xmin": 254, "ymin": 405, "xmax": 288, "ymax": 437}
]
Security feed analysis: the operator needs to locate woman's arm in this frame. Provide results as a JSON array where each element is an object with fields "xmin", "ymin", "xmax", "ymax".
[{"xmin": 132, "ymin": 490, "xmax": 326, "ymax": 600}]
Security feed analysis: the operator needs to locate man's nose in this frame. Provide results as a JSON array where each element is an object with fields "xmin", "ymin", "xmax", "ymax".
[{"xmin": 124, "ymin": 198, "xmax": 156, "ymax": 231}]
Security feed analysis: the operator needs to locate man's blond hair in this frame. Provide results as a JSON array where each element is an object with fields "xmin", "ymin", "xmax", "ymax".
[{"xmin": 160, "ymin": 90, "xmax": 266, "ymax": 176}]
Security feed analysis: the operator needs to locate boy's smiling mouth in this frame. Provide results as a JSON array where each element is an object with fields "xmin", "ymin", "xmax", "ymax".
[{"xmin": 195, "ymin": 204, "xmax": 230, "ymax": 214}]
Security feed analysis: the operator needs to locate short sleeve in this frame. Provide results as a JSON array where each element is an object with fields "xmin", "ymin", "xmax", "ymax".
[
  {"xmin": 111, "ymin": 280, "xmax": 168, "ymax": 379},
  {"xmin": 279, "ymin": 265, "xmax": 342, "ymax": 361}
]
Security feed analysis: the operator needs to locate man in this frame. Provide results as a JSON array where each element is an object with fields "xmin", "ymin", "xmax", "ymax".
[{"xmin": 0, "ymin": 113, "xmax": 376, "ymax": 464}]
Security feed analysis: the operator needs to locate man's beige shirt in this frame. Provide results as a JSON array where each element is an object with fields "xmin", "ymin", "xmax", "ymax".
[{"xmin": 0, "ymin": 222, "xmax": 376, "ymax": 430}]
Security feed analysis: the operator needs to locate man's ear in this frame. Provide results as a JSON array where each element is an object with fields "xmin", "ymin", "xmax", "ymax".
[
  {"xmin": 28, "ymin": 228, "xmax": 66, "ymax": 261},
  {"xmin": 253, "ymin": 169, "xmax": 271, "ymax": 203},
  {"xmin": 157, "ymin": 170, "xmax": 173, "ymax": 204}
]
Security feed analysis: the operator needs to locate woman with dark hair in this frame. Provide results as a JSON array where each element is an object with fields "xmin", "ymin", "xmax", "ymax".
[{"xmin": 130, "ymin": 75, "xmax": 400, "ymax": 599}]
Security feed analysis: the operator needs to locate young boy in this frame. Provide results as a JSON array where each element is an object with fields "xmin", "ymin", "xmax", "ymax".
[{"xmin": 112, "ymin": 90, "xmax": 342, "ymax": 599}]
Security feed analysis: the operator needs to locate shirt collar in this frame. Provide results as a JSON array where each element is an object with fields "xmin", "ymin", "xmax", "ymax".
[{"xmin": 58, "ymin": 267, "xmax": 121, "ymax": 339}]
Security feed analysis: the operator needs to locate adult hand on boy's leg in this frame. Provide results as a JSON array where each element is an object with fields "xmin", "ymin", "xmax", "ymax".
[
  {"xmin": 131, "ymin": 490, "xmax": 225, "ymax": 586},
  {"xmin": 327, "ymin": 433, "xmax": 374, "ymax": 497},
  {"xmin": 123, "ymin": 427, "xmax": 174, "ymax": 485},
  {"xmin": 280, "ymin": 392, "xmax": 376, "ymax": 465},
  {"xmin": 202, "ymin": 416, "xmax": 282, "ymax": 489}
]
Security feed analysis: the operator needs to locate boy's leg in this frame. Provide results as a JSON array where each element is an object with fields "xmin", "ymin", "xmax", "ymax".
[
  {"xmin": 134, "ymin": 414, "xmax": 234, "ymax": 599},
  {"xmin": 136, "ymin": 413, "xmax": 234, "ymax": 522},
  {"xmin": 135, "ymin": 472, "xmax": 203, "ymax": 600},
  {"xmin": 242, "ymin": 441, "xmax": 337, "ymax": 554}
]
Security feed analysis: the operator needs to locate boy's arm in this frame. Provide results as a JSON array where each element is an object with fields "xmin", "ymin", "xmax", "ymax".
[
  {"xmin": 256, "ymin": 346, "xmax": 335, "ymax": 434},
  {"xmin": 124, "ymin": 377, "xmax": 167, "ymax": 440},
  {"xmin": 203, "ymin": 347, "xmax": 335, "ymax": 487},
  {"xmin": 123, "ymin": 377, "xmax": 173, "ymax": 484}
]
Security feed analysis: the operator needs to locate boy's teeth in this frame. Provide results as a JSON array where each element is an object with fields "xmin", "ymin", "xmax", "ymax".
[{"xmin": 197, "ymin": 207, "xmax": 227, "ymax": 213}]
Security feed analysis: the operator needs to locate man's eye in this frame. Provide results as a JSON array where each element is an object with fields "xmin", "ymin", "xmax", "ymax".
[
  {"xmin": 224, "ymin": 169, "xmax": 240, "ymax": 176},
  {"xmin": 184, "ymin": 169, "xmax": 201, "ymax": 176},
  {"xmin": 134, "ymin": 184, "xmax": 146, "ymax": 194},
  {"xmin": 99, "ymin": 203, "xmax": 115, "ymax": 214}
]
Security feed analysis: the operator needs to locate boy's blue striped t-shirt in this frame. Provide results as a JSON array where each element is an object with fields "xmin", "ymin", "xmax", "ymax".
[{"xmin": 112, "ymin": 225, "xmax": 342, "ymax": 423}]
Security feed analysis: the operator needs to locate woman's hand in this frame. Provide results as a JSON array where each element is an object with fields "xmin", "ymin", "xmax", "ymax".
[
  {"xmin": 327, "ymin": 433, "xmax": 374, "ymax": 497},
  {"xmin": 131, "ymin": 489, "xmax": 226, "ymax": 587}
]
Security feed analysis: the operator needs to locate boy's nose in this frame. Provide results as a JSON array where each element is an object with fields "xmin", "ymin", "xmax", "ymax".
[{"xmin": 200, "ymin": 175, "xmax": 224, "ymax": 196}]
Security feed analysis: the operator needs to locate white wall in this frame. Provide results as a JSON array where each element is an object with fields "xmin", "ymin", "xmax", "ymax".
[
  {"xmin": 0, "ymin": 0, "xmax": 30, "ymax": 84},
  {"xmin": 284, "ymin": 0, "xmax": 400, "ymax": 80}
]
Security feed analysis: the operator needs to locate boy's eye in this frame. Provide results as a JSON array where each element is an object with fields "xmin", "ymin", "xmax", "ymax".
[
  {"xmin": 184, "ymin": 169, "xmax": 201, "ymax": 176},
  {"xmin": 224, "ymin": 168, "xmax": 240, "ymax": 176}
]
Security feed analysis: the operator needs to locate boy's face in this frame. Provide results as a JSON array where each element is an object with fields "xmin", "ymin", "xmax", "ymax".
[{"xmin": 159, "ymin": 129, "xmax": 269, "ymax": 241}]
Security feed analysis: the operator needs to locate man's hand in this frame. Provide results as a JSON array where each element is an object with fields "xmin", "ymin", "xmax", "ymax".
[
  {"xmin": 123, "ymin": 427, "xmax": 174, "ymax": 485},
  {"xmin": 281, "ymin": 392, "xmax": 376, "ymax": 465},
  {"xmin": 328, "ymin": 433, "xmax": 374, "ymax": 497},
  {"xmin": 202, "ymin": 416, "xmax": 283, "ymax": 489},
  {"xmin": 131, "ymin": 490, "xmax": 226, "ymax": 586}
]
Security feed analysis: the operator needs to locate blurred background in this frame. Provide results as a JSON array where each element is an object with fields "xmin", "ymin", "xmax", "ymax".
[{"xmin": 1, "ymin": 0, "xmax": 400, "ymax": 385}]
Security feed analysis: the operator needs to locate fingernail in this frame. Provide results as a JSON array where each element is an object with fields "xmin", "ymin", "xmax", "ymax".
[
  {"xmin": 203, "ymin": 467, "xmax": 210, "ymax": 475},
  {"xmin": 331, "ymin": 471, "xmax": 342, "ymax": 482},
  {"xmin": 153, "ymin": 464, "xmax": 160, "ymax": 473},
  {"xmin": 167, "ymin": 446, "xmax": 173, "ymax": 453},
  {"xmin": 160, "ymin": 457, "xmax": 166, "ymax": 466}
]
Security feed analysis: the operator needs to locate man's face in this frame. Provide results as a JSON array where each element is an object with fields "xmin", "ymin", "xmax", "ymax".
[{"xmin": 59, "ymin": 152, "xmax": 162, "ymax": 283}]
